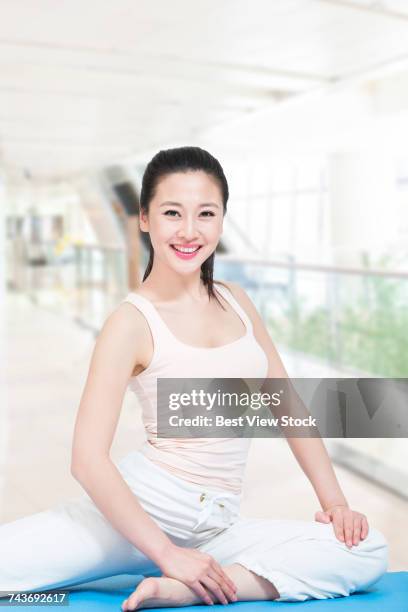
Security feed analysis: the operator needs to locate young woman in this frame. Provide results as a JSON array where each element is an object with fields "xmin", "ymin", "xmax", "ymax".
[{"xmin": 1, "ymin": 147, "xmax": 388, "ymax": 610}]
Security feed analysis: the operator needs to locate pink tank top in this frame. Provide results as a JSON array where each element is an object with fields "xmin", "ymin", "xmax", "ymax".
[{"xmin": 122, "ymin": 282, "xmax": 268, "ymax": 494}]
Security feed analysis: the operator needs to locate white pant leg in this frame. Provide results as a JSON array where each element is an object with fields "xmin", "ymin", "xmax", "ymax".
[
  {"xmin": 0, "ymin": 449, "xmax": 233, "ymax": 595},
  {"xmin": 198, "ymin": 517, "xmax": 389, "ymax": 602},
  {"xmin": 0, "ymin": 492, "xmax": 160, "ymax": 593},
  {"xmin": 0, "ymin": 449, "xmax": 228, "ymax": 595}
]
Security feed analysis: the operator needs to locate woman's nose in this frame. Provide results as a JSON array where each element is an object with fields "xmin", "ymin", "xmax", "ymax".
[{"xmin": 177, "ymin": 218, "xmax": 199, "ymax": 239}]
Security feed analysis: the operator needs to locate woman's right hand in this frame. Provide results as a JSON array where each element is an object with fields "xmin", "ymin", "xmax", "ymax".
[{"xmin": 158, "ymin": 544, "xmax": 238, "ymax": 605}]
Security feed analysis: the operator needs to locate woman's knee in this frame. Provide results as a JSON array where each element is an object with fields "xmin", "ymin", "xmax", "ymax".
[
  {"xmin": 359, "ymin": 527, "xmax": 389, "ymax": 575},
  {"xmin": 309, "ymin": 522, "xmax": 388, "ymax": 589},
  {"xmin": 311, "ymin": 520, "xmax": 388, "ymax": 557},
  {"xmin": 335, "ymin": 525, "xmax": 388, "ymax": 592}
]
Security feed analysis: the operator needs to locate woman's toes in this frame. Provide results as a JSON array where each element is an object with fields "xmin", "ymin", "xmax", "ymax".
[{"xmin": 122, "ymin": 577, "xmax": 160, "ymax": 610}]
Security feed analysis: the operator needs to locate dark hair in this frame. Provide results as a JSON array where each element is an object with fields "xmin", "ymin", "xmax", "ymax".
[{"xmin": 139, "ymin": 146, "xmax": 229, "ymax": 305}]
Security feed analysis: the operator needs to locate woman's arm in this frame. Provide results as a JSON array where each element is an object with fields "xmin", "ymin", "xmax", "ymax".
[
  {"xmin": 71, "ymin": 302, "xmax": 238, "ymax": 604},
  {"xmin": 226, "ymin": 281, "xmax": 370, "ymax": 547},
  {"xmin": 70, "ymin": 303, "xmax": 172, "ymax": 566},
  {"xmin": 224, "ymin": 282, "xmax": 348, "ymax": 510}
]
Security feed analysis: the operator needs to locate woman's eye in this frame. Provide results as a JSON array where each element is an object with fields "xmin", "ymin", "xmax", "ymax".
[
  {"xmin": 164, "ymin": 210, "xmax": 180, "ymax": 217},
  {"xmin": 163, "ymin": 210, "xmax": 215, "ymax": 217}
]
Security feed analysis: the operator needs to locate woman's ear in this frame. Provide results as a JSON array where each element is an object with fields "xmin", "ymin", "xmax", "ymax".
[{"xmin": 139, "ymin": 210, "xmax": 149, "ymax": 232}]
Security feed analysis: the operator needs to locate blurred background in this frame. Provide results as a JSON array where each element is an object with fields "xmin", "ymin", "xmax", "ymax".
[{"xmin": 1, "ymin": 0, "xmax": 407, "ymax": 570}]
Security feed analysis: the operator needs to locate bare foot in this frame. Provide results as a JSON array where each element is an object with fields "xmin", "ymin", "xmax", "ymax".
[{"xmin": 121, "ymin": 576, "xmax": 202, "ymax": 611}]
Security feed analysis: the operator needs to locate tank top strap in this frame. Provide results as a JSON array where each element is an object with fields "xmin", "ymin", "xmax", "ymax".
[
  {"xmin": 121, "ymin": 292, "xmax": 175, "ymax": 346},
  {"xmin": 214, "ymin": 281, "xmax": 253, "ymax": 334}
]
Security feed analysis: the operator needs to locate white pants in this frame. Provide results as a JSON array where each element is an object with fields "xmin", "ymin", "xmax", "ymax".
[{"xmin": 0, "ymin": 450, "xmax": 389, "ymax": 602}]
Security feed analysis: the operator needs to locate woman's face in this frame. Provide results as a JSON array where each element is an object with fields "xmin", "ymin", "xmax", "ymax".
[{"xmin": 140, "ymin": 170, "xmax": 224, "ymax": 274}]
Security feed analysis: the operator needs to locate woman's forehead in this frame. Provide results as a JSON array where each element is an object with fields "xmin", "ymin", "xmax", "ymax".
[{"xmin": 154, "ymin": 171, "xmax": 222, "ymax": 201}]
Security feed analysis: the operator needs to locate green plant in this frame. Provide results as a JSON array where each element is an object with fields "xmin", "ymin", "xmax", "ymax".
[{"xmin": 266, "ymin": 254, "xmax": 408, "ymax": 376}]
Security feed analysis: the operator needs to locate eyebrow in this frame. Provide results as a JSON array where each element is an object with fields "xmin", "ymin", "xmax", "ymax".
[{"xmin": 159, "ymin": 201, "xmax": 220, "ymax": 208}]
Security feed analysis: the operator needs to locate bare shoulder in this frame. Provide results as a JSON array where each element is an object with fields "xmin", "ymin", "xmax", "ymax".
[
  {"xmin": 115, "ymin": 296, "xmax": 153, "ymax": 338},
  {"xmin": 106, "ymin": 299, "xmax": 149, "ymax": 337},
  {"xmin": 96, "ymin": 299, "xmax": 152, "ymax": 370}
]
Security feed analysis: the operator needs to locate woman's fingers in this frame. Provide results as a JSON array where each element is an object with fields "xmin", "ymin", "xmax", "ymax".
[
  {"xmin": 343, "ymin": 511, "xmax": 354, "ymax": 548},
  {"xmin": 335, "ymin": 509, "xmax": 363, "ymax": 547},
  {"xmin": 329, "ymin": 508, "xmax": 369, "ymax": 548},
  {"xmin": 207, "ymin": 567, "xmax": 237, "ymax": 602},
  {"xmin": 211, "ymin": 560, "xmax": 237, "ymax": 594},
  {"xmin": 332, "ymin": 512, "xmax": 345, "ymax": 543},
  {"xmin": 353, "ymin": 517, "xmax": 362, "ymax": 545},
  {"xmin": 191, "ymin": 581, "xmax": 214, "ymax": 606},
  {"xmin": 331, "ymin": 507, "xmax": 352, "ymax": 547},
  {"xmin": 201, "ymin": 575, "xmax": 229, "ymax": 605},
  {"xmin": 361, "ymin": 515, "xmax": 369, "ymax": 540}
]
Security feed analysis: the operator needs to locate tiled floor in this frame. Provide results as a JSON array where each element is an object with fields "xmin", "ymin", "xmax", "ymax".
[{"xmin": 3, "ymin": 291, "xmax": 407, "ymax": 571}]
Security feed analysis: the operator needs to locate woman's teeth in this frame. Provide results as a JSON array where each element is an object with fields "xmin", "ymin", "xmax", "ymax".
[
  {"xmin": 170, "ymin": 245, "xmax": 202, "ymax": 259},
  {"xmin": 172, "ymin": 245, "xmax": 200, "ymax": 253}
]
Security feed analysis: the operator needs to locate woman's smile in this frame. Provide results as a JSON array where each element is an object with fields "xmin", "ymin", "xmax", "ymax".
[{"xmin": 170, "ymin": 244, "xmax": 203, "ymax": 259}]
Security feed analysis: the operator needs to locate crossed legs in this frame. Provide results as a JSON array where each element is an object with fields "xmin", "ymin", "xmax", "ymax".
[{"xmin": 121, "ymin": 564, "xmax": 280, "ymax": 610}]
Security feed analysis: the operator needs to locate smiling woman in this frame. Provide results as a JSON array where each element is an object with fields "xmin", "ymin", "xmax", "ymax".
[
  {"xmin": 0, "ymin": 147, "xmax": 388, "ymax": 612},
  {"xmin": 138, "ymin": 147, "xmax": 228, "ymax": 308}
]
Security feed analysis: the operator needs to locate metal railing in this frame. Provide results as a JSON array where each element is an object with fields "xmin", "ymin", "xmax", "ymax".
[{"xmin": 7, "ymin": 239, "xmax": 408, "ymax": 376}]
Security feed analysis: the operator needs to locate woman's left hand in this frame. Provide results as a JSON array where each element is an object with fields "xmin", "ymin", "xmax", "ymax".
[{"xmin": 314, "ymin": 505, "xmax": 369, "ymax": 548}]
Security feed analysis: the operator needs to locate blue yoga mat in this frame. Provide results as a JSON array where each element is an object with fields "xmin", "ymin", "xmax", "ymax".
[{"xmin": 1, "ymin": 571, "xmax": 405, "ymax": 611}]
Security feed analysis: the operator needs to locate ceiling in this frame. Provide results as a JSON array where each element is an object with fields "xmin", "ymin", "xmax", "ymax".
[{"xmin": 2, "ymin": 0, "xmax": 408, "ymax": 180}]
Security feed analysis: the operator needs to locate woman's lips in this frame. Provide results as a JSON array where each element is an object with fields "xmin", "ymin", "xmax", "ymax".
[{"xmin": 170, "ymin": 245, "xmax": 202, "ymax": 260}]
